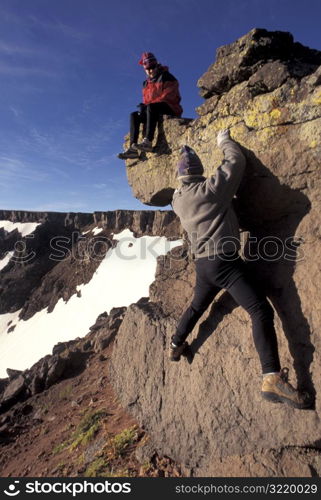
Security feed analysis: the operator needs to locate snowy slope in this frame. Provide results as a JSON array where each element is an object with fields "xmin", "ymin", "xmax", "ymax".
[
  {"xmin": 0, "ymin": 229, "xmax": 182, "ymax": 377},
  {"xmin": 0, "ymin": 251, "xmax": 14, "ymax": 271}
]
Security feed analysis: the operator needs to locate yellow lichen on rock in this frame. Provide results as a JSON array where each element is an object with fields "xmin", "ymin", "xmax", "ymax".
[
  {"xmin": 312, "ymin": 89, "xmax": 321, "ymax": 105},
  {"xmin": 125, "ymin": 29, "xmax": 321, "ymax": 210},
  {"xmin": 269, "ymin": 108, "xmax": 282, "ymax": 122}
]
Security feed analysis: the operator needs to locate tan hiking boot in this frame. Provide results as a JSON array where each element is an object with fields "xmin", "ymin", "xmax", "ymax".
[
  {"xmin": 261, "ymin": 368, "xmax": 312, "ymax": 409},
  {"xmin": 169, "ymin": 341, "xmax": 188, "ymax": 362}
]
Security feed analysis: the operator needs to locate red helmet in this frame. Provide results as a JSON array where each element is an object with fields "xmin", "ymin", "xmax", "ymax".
[{"xmin": 138, "ymin": 52, "xmax": 157, "ymax": 69}]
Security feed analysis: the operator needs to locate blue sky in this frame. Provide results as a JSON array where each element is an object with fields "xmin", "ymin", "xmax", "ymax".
[{"xmin": 0, "ymin": 0, "xmax": 320, "ymax": 213}]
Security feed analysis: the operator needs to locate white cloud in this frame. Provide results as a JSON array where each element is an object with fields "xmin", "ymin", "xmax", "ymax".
[
  {"xmin": 25, "ymin": 14, "xmax": 90, "ymax": 42},
  {"xmin": 55, "ymin": 21, "xmax": 91, "ymax": 42},
  {"xmin": 0, "ymin": 41, "xmax": 35, "ymax": 55},
  {"xmin": 0, "ymin": 61, "xmax": 58, "ymax": 78},
  {"xmin": 0, "ymin": 156, "xmax": 49, "ymax": 183},
  {"xmin": 18, "ymin": 121, "xmax": 122, "ymax": 170},
  {"xmin": 50, "ymin": 167, "xmax": 72, "ymax": 180},
  {"xmin": 9, "ymin": 106, "xmax": 21, "ymax": 118}
]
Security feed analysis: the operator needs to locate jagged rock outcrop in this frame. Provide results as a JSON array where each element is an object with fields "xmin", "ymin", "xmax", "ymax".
[
  {"xmin": 88, "ymin": 306, "xmax": 127, "ymax": 352},
  {"xmin": 198, "ymin": 29, "xmax": 321, "ymax": 97},
  {"xmin": 111, "ymin": 29, "xmax": 321, "ymax": 476}
]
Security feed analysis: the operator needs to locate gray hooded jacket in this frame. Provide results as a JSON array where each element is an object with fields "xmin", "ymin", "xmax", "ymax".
[{"xmin": 172, "ymin": 139, "xmax": 246, "ymax": 259}]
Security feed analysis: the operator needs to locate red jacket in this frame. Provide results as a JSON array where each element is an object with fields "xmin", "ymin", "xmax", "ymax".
[{"xmin": 142, "ymin": 66, "xmax": 183, "ymax": 117}]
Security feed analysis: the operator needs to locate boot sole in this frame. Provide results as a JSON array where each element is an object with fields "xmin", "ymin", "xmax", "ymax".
[
  {"xmin": 135, "ymin": 147, "xmax": 154, "ymax": 152},
  {"xmin": 169, "ymin": 343, "xmax": 188, "ymax": 362},
  {"xmin": 169, "ymin": 351, "xmax": 184, "ymax": 362},
  {"xmin": 118, "ymin": 155, "xmax": 140, "ymax": 160},
  {"xmin": 261, "ymin": 391, "xmax": 311, "ymax": 409}
]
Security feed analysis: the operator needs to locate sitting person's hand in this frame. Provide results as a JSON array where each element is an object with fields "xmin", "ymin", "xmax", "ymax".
[{"xmin": 137, "ymin": 103, "xmax": 146, "ymax": 113}]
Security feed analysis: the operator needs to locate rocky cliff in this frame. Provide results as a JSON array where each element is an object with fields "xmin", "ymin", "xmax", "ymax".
[{"xmin": 110, "ymin": 29, "xmax": 321, "ymax": 476}]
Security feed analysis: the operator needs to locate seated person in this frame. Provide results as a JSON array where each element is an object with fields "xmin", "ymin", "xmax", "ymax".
[{"xmin": 118, "ymin": 52, "xmax": 183, "ymax": 159}]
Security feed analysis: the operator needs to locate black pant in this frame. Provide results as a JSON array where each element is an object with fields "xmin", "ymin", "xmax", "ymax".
[
  {"xmin": 172, "ymin": 254, "xmax": 281, "ymax": 374},
  {"xmin": 130, "ymin": 102, "xmax": 174, "ymax": 144}
]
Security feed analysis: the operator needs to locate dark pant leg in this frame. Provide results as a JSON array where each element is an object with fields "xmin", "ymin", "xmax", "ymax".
[
  {"xmin": 130, "ymin": 111, "xmax": 146, "ymax": 145},
  {"xmin": 224, "ymin": 263, "xmax": 281, "ymax": 374},
  {"xmin": 145, "ymin": 102, "xmax": 174, "ymax": 141},
  {"xmin": 173, "ymin": 269, "xmax": 221, "ymax": 346}
]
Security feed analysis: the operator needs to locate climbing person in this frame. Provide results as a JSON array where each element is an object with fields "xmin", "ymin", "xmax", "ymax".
[
  {"xmin": 118, "ymin": 52, "xmax": 183, "ymax": 160},
  {"xmin": 170, "ymin": 130, "xmax": 312, "ymax": 410}
]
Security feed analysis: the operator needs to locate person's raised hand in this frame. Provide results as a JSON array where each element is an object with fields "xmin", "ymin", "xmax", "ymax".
[{"xmin": 217, "ymin": 129, "xmax": 231, "ymax": 147}]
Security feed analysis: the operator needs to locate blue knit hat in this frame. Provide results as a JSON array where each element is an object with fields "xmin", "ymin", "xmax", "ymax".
[{"xmin": 177, "ymin": 145, "xmax": 204, "ymax": 180}]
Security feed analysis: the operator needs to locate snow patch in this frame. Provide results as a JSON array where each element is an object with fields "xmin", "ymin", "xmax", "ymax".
[
  {"xmin": 0, "ymin": 221, "xmax": 41, "ymax": 237},
  {"xmin": 0, "ymin": 229, "xmax": 182, "ymax": 377},
  {"xmin": 82, "ymin": 227, "xmax": 103, "ymax": 236},
  {"xmin": 0, "ymin": 251, "xmax": 14, "ymax": 271}
]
